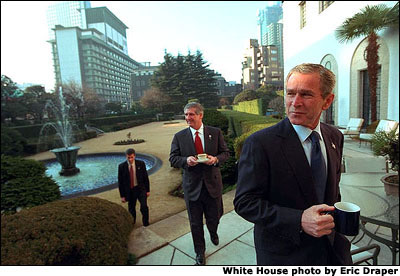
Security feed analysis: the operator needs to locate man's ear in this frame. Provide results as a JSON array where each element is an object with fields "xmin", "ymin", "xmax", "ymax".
[{"xmin": 322, "ymin": 93, "xmax": 334, "ymax": 110}]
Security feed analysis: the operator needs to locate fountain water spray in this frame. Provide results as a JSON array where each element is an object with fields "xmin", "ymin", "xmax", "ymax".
[{"xmin": 39, "ymin": 87, "xmax": 80, "ymax": 176}]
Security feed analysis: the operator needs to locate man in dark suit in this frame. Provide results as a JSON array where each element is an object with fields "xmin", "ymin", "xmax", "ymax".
[
  {"xmin": 118, "ymin": 148, "xmax": 150, "ymax": 226},
  {"xmin": 170, "ymin": 102, "xmax": 229, "ymax": 265},
  {"xmin": 234, "ymin": 63, "xmax": 352, "ymax": 265}
]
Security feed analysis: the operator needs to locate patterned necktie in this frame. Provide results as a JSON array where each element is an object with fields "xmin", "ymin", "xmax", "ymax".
[
  {"xmin": 129, "ymin": 164, "xmax": 135, "ymax": 188},
  {"xmin": 309, "ymin": 131, "xmax": 327, "ymax": 203},
  {"xmin": 194, "ymin": 131, "xmax": 204, "ymax": 154}
]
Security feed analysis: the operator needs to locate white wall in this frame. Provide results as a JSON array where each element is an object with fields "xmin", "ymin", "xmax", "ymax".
[
  {"xmin": 56, "ymin": 28, "xmax": 82, "ymax": 85},
  {"xmin": 282, "ymin": 1, "xmax": 399, "ymax": 126}
]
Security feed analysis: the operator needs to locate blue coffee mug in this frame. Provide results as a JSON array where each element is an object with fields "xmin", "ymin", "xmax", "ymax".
[{"xmin": 333, "ymin": 202, "xmax": 360, "ymax": 236}]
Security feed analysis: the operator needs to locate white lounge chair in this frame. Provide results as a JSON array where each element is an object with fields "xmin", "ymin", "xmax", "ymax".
[
  {"xmin": 359, "ymin": 119, "xmax": 399, "ymax": 146},
  {"xmin": 339, "ymin": 118, "xmax": 364, "ymax": 137}
]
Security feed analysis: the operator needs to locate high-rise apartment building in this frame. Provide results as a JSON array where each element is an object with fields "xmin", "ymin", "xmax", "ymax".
[
  {"xmin": 242, "ymin": 39, "xmax": 260, "ymax": 90},
  {"xmin": 257, "ymin": 2, "xmax": 283, "ymax": 68},
  {"xmin": 47, "ymin": 1, "xmax": 143, "ymax": 107},
  {"xmin": 242, "ymin": 39, "xmax": 283, "ymax": 91}
]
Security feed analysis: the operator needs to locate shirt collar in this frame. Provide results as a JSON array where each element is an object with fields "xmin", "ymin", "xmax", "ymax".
[
  {"xmin": 292, "ymin": 122, "xmax": 322, "ymax": 143},
  {"xmin": 190, "ymin": 123, "xmax": 204, "ymax": 136},
  {"xmin": 127, "ymin": 160, "xmax": 135, "ymax": 167}
]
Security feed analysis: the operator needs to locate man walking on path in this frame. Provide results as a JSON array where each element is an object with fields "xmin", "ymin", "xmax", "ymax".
[
  {"xmin": 169, "ymin": 102, "xmax": 229, "ymax": 265},
  {"xmin": 118, "ymin": 148, "xmax": 150, "ymax": 226}
]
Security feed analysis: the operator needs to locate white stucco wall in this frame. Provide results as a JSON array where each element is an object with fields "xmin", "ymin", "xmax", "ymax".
[{"xmin": 282, "ymin": 1, "xmax": 399, "ymax": 126}]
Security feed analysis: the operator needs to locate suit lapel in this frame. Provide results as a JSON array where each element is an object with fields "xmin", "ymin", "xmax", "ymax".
[
  {"xmin": 280, "ymin": 119, "xmax": 319, "ymax": 206},
  {"xmin": 204, "ymin": 126, "xmax": 210, "ymax": 153},
  {"xmin": 321, "ymin": 124, "xmax": 338, "ymax": 205},
  {"xmin": 185, "ymin": 127, "xmax": 197, "ymax": 156}
]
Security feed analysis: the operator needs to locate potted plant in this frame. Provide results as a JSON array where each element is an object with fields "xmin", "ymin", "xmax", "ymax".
[{"xmin": 371, "ymin": 128, "xmax": 399, "ymax": 196}]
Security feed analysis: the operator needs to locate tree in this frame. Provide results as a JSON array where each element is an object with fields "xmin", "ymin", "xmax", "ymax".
[
  {"xmin": 268, "ymin": 96, "xmax": 285, "ymax": 118},
  {"xmin": 23, "ymin": 85, "xmax": 55, "ymax": 123},
  {"xmin": 140, "ymin": 87, "xmax": 171, "ymax": 112},
  {"xmin": 1, "ymin": 75, "xmax": 26, "ymax": 123},
  {"xmin": 61, "ymin": 81, "xmax": 85, "ymax": 120},
  {"xmin": 335, "ymin": 2, "xmax": 399, "ymax": 122},
  {"xmin": 151, "ymin": 50, "xmax": 218, "ymax": 110},
  {"xmin": 105, "ymin": 102, "xmax": 122, "ymax": 114},
  {"xmin": 256, "ymin": 85, "xmax": 278, "ymax": 114}
]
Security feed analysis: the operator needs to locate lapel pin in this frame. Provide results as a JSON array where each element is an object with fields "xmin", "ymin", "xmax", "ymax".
[
  {"xmin": 332, "ymin": 143, "xmax": 336, "ymax": 149},
  {"xmin": 209, "ymin": 135, "xmax": 212, "ymax": 140}
]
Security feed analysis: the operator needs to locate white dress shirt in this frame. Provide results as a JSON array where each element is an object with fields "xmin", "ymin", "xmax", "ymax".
[
  {"xmin": 190, "ymin": 124, "xmax": 205, "ymax": 151},
  {"xmin": 292, "ymin": 122, "xmax": 328, "ymax": 175},
  {"xmin": 127, "ymin": 160, "xmax": 138, "ymax": 187}
]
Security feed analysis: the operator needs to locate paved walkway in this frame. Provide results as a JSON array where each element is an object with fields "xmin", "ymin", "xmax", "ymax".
[
  {"xmin": 135, "ymin": 137, "xmax": 397, "ymax": 265},
  {"xmin": 27, "ymin": 122, "xmax": 396, "ymax": 265}
]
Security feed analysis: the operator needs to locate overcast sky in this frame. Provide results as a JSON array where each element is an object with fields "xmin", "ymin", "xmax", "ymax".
[{"xmin": 1, "ymin": 1, "xmax": 280, "ymax": 91}]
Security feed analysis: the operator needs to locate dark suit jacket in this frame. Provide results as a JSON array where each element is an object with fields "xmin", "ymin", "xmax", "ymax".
[
  {"xmin": 169, "ymin": 125, "xmax": 230, "ymax": 201},
  {"xmin": 118, "ymin": 159, "xmax": 150, "ymax": 201},
  {"xmin": 234, "ymin": 118, "xmax": 352, "ymax": 265}
]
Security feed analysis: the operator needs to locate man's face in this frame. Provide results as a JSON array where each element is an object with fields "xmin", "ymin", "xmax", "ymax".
[
  {"xmin": 126, "ymin": 153, "xmax": 135, "ymax": 164},
  {"xmin": 184, "ymin": 107, "xmax": 203, "ymax": 130},
  {"xmin": 285, "ymin": 72, "xmax": 334, "ymax": 129}
]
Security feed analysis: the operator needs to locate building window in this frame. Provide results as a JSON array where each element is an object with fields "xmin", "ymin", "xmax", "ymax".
[
  {"xmin": 299, "ymin": 1, "xmax": 306, "ymax": 29},
  {"xmin": 319, "ymin": 1, "xmax": 334, "ymax": 13}
]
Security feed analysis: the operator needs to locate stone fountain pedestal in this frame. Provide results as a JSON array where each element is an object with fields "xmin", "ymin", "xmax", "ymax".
[{"xmin": 51, "ymin": 146, "xmax": 81, "ymax": 176}]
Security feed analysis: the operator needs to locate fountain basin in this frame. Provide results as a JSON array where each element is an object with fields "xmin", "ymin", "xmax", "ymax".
[
  {"xmin": 50, "ymin": 146, "xmax": 81, "ymax": 176},
  {"xmin": 43, "ymin": 152, "xmax": 162, "ymax": 198}
]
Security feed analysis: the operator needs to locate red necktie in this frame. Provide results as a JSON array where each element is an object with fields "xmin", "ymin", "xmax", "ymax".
[
  {"xmin": 194, "ymin": 131, "xmax": 204, "ymax": 154},
  {"xmin": 129, "ymin": 165, "xmax": 135, "ymax": 188}
]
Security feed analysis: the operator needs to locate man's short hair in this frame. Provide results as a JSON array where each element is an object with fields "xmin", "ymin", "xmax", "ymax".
[
  {"xmin": 184, "ymin": 102, "xmax": 204, "ymax": 115},
  {"xmin": 285, "ymin": 63, "xmax": 336, "ymax": 98},
  {"xmin": 125, "ymin": 148, "xmax": 136, "ymax": 155}
]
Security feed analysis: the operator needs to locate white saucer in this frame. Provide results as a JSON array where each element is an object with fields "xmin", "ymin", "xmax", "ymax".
[{"xmin": 197, "ymin": 158, "xmax": 209, "ymax": 163}]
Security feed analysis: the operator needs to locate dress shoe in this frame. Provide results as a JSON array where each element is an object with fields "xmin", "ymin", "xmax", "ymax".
[
  {"xmin": 211, "ymin": 233, "xmax": 219, "ymax": 246},
  {"xmin": 143, "ymin": 221, "xmax": 149, "ymax": 227},
  {"xmin": 195, "ymin": 253, "xmax": 205, "ymax": 265}
]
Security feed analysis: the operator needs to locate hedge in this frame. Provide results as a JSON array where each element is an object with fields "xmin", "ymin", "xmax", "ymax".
[
  {"xmin": 1, "ymin": 197, "xmax": 134, "ymax": 265},
  {"xmin": 1, "ymin": 155, "xmax": 61, "ymax": 213}
]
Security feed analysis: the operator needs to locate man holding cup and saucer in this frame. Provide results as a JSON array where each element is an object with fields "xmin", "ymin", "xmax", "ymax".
[{"xmin": 170, "ymin": 102, "xmax": 229, "ymax": 265}]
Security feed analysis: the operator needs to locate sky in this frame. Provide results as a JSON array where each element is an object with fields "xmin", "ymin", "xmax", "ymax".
[{"xmin": 1, "ymin": 1, "xmax": 280, "ymax": 92}]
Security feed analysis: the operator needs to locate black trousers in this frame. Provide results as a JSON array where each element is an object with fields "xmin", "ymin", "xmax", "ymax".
[
  {"xmin": 128, "ymin": 186, "xmax": 149, "ymax": 225},
  {"xmin": 186, "ymin": 184, "xmax": 223, "ymax": 254}
]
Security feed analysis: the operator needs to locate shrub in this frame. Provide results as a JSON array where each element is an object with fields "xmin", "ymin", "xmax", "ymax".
[
  {"xmin": 1, "ymin": 197, "xmax": 134, "ymax": 265},
  {"xmin": 371, "ymin": 129, "xmax": 399, "ymax": 172},
  {"xmin": 203, "ymin": 109, "xmax": 229, "ymax": 135},
  {"xmin": 1, "ymin": 155, "xmax": 61, "ymax": 213},
  {"xmin": 233, "ymin": 89, "xmax": 258, "ymax": 105},
  {"xmin": 234, "ymin": 123, "xmax": 276, "ymax": 159},
  {"xmin": 1, "ymin": 125, "xmax": 27, "ymax": 156}
]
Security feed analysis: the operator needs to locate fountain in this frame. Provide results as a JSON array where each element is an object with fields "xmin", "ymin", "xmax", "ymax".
[{"xmin": 40, "ymin": 87, "xmax": 80, "ymax": 176}]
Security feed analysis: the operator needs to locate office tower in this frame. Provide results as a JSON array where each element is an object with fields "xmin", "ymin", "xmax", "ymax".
[
  {"xmin": 47, "ymin": 1, "xmax": 143, "ymax": 107},
  {"xmin": 47, "ymin": 1, "xmax": 91, "ymax": 40},
  {"xmin": 257, "ymin": 2, "xmax": 283, "ymax": 68}
]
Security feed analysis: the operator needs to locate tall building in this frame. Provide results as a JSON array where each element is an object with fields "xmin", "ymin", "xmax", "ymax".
[
  {"xmin": 47, "ymin": 1, "xmax": 143, "ymax": 107},
  {"xmin": 242, "ymin": 39, "xmax": 283, "ymax": 91},
  {"xmin": 257, "ymin": 2, "xmax": 283, "ymax": 68},
  {"xmin": 130, "ymin": 63, "xmax": 158, "ymax": 101},
  {"xmin": 242, "ymin": 39, "xmax": 260, "ymax": 90},
  {"xmin": 46, "ymin": 1, "xmax": 91, "ymax": 40}
]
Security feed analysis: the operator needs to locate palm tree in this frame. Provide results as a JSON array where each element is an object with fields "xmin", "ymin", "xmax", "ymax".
[{"xmin": 335, "ymin": 2, "xmax": 399, "ymax": 123}]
